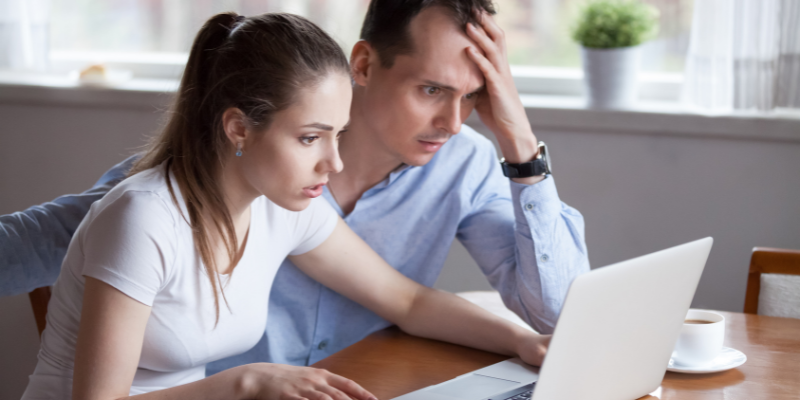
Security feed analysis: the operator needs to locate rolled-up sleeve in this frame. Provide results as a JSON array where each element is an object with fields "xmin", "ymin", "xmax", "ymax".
[
  {"xmin": 0, "ymin": 156, "xmax": 137, "ymax": 297},
  {"xmin": 457, "ymin": 145, "xmax": 589, "ymax": 334}
]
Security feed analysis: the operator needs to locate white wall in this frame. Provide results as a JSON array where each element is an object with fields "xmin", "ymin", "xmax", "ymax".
[{"xmin": 1, "ymin": 94, "xmax": 799, "ymax": 398}]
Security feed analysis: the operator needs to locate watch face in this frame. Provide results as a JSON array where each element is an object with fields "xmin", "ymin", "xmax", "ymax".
[{"xmin": 539, "ymin": 142, "xmax": 552, "ymax": 174}]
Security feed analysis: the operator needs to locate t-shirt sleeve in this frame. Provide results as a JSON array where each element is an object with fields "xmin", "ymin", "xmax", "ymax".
[
  {"xmin": 288, "ymin": 196, "xmax": 340, "ymax": 256},
  {"xmin": 81, "ymin": 191, "xmax": 176, "ymax": 306}
]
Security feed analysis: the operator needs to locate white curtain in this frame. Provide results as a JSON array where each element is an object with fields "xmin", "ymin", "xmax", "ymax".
[
  {"xmin": 682, "ymin": 0, "xmax": 800, "ymax": 112},
  {"xmin": 0, "ymin": 0, "xmax": 50, "ymax": 71}
]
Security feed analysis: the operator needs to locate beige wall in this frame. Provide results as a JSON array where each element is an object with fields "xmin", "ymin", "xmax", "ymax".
[
  {"xmin": 436, "ymin": 114, "xmax": 800, "ymax": 314},
  {"xmin": 1, "ymin": 96, "xmax": 799, "ymax": 398},
  {"xmin": 0, "ymin": 99, "xmax": 165, "ymax": 400}
]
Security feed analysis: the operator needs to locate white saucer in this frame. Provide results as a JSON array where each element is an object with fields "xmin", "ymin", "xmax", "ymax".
[{"xmin": 667, "ymin": 347, "xmax": 747, "ymax": 374}]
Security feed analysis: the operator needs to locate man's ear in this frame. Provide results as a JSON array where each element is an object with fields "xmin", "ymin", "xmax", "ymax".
[
  {"xmin": 222, "ymin": 107, "xmax": 249, "ymax": 149},
  {"xmin": 350, "ymin": 40, "xmax": 375, "ymax": 87}
]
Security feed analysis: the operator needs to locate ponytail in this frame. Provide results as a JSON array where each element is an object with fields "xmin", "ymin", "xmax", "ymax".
[{"xmin": 182, "ymin": 13, "xmax": 242, "ymax": 115}]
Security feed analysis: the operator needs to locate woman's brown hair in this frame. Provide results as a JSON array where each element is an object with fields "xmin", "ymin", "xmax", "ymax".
[{"xmin": 130, "ymin": 12, "xmax": 349, "ymax": 324}]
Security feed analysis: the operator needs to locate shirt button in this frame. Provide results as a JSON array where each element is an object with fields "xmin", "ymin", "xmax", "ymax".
[
  {"xmin": 525, "ymin": 203, "xmax": 534, "ymax": 211},
  {"xmin": 540, "ymin": 254, "xmax": 549, "ymax": 262},
  {"xmin": 318, "ymin": 340, "xmax": 328, "ymax": 350}
]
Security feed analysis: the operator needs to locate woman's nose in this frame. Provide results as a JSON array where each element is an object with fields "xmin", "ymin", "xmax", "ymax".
[{"xmin": 319, "ymin": 141, "xmax": 344, "ymax": 174}]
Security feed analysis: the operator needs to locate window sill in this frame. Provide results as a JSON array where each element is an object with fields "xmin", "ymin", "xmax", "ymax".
[
  {"xmin": 511, "ymin": 95, "xmax": 800, "ymax": 143},
  {"xmin": 0, "ymin": 71, "xmax": 178, "ymax": 110},
  {"xmin": 2, "ymin": 73, "xmax": 799, "ymax": 143}
]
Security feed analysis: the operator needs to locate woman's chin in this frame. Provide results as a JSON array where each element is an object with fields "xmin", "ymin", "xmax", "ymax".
[{"xmin": 271, "ymin": 196, "xmax": 312, "ymax": 212}]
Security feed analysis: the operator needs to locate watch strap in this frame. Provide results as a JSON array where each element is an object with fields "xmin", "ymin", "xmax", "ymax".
[{"xmin": 500, "ymin": 158, "xmax": 548, "ymax": 178}]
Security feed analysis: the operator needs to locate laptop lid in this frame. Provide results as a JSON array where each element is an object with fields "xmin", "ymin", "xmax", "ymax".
[
  {"xmin": 391, "ymin": 237, "xmax": 712, "ymax": 400},
  {"xmin": 531, "ymin": 237, "xmax": 713, "ymax": 400}
]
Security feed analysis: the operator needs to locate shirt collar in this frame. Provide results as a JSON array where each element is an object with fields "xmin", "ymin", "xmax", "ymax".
[{"xmin": 368, "ymin": 163, "xmax": 415, "ymax": 192}]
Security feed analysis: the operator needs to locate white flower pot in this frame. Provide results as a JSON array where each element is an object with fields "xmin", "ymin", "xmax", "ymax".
[{"xmin": 580, "ymin": 45, "xmax": 641, "ymax": 109}]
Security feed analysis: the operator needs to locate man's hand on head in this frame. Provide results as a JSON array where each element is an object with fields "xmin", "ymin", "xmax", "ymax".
[{"xmin": 465, "ymin": 11, "xmax": 541, "ymax": 169}]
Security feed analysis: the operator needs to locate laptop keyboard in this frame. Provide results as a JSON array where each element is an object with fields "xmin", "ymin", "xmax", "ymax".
[{"xmin": 503, "ymin": 389, "xmax": 532, "ymax": 400}]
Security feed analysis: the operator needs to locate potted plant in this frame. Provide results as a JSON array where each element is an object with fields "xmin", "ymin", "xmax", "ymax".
[{"xmin": 571, "ymin": 0, "xmax": 659, "ymax": 109}]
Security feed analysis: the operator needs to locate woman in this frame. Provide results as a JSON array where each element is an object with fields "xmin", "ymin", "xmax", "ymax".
[{"xmin": 22, "ymin": 12, "xmax": 550, "ymax": 400}]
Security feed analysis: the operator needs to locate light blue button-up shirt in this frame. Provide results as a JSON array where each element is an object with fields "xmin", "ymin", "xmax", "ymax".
[{"xmin": 0, "ymin": 125, "xmax": 589, "ymax": 373}]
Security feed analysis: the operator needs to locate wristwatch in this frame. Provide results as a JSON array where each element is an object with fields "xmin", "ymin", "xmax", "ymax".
[{"xmin": 500, "ymin": 141, "xmax": 551, "ymax": 178}]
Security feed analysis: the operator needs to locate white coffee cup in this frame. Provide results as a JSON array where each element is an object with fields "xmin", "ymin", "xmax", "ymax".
[{"xmin": 671, "ymin": 309, "xmax": 725, "ymax": 366}]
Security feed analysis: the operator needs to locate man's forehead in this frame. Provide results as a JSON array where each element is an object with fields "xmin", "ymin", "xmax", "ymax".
[
  {"xmin": 408, "ymin": 6, "xmax": 476, "ymax": 57},
  {"xmin": 394, "ymin": 7, "xmax": 484, "ymax": 90}
]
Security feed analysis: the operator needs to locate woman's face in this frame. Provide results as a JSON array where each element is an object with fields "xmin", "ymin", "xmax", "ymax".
[{"xmin": 240, "ymin": 72, "xmax": 352, "ymax": 211}]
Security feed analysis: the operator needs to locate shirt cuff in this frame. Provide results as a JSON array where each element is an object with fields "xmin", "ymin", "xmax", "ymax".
[
  {"xmin": 83, "ymin": 268, "xmax": 158, "ymax": 307},
  {"xmin": 510, "ymin": 175, "xmax": 562, "ymax": 226}
]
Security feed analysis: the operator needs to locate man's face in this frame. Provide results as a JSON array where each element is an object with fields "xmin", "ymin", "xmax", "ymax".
[{"xmin": 356, "ymin": 7, "xmax": 484, "ymax": 166}]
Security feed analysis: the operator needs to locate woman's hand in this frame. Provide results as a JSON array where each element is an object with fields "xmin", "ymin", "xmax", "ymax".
[
  {"xmin": 238, "ymin": 363, "xmax": 377, "ymax": 400},
  {"xmin": 516, "ymin": 333, "xmax": 552, "ymax": 367}
]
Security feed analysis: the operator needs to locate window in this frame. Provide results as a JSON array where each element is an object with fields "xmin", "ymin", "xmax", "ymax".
[
  {"xmin": 49, "ymin": 0, "xmax": 370, "ymax": 56},
  {"xmin": 496, "ymin": 0, "xmax": 694, "ymax": 73},
  {"xmin": 8, "ymin": 0, "xmax": 693, "ymax": 100},
  {"xmin": 49, "ymin": 0, "xmax": 692, "ymax": 71}
]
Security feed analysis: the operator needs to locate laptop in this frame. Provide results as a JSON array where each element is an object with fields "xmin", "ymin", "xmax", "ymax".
[{"xmin": 393, "ymin": 237, "xmax": 713, "ymax": 400}]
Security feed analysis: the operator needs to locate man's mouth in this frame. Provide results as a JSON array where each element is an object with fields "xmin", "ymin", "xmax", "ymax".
[{"xmin": 418, "ymin": 139, "xmax": 447, "ymax": 153}]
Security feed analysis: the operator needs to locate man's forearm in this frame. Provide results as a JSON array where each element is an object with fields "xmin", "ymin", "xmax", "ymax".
[
  {"xmin": 505, "ymin": 178, "xmax": 590, "ymax": 333},
  {"xmin": 0, "ymin": 197, "xmax": 97, "ymax": 296},
  {"xmin": 460, "ymin": 174, "xmax": 590, "ymax": 335},
  {"xmin": 0, "ymin": 156, "xmax": 138, "ymax": 297}
]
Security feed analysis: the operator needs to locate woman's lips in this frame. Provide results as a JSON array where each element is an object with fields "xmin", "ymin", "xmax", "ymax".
[
  {"xmin": 418, "ymin": 140, "xmax": 445, "ymax": 153},
  {"xmin": 303, "ymin": 183, "xmax": 326, "ymax": 198}
]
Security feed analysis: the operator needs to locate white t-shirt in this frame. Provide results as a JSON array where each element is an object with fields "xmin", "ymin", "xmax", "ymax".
[{"xmin": 22, "ymin": 164, "xmax": 339, "ymax": 399}]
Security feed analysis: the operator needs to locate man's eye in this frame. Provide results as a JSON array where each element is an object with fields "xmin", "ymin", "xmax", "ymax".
[
  {"xmin": 300, "ymin": 136, "xmax": 319, "ymax": 145},
  {"xmin": 424, "ymin": 86, "xmax": 440, "ymax": 95},
  {"xmin": 465, "ymin": 92, "xmax": 478, "ymax": 100}
]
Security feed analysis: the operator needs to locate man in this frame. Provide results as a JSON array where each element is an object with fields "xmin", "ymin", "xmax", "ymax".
[{"xmin": 0, "ymin": 0, "xmax": 589, "ymax": 373}]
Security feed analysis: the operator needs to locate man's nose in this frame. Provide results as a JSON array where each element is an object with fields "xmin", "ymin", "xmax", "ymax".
[{"xmin": 435, "ymin": 99, "xmax": 463, "ymax": 135}]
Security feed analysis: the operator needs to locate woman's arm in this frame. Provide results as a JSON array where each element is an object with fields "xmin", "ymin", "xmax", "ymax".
[
  {"xmin": 289, "ymin": 219, "xmax": 551, "ymax": 366},
  {"xmin": 73, "ymin": 277, "xmax": 376, "ymax": 400}
]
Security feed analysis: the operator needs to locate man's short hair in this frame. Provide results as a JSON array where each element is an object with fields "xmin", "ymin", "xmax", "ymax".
[{"xmin": 360, "ymin": 0, "xmax": 497, "ymax": 68}]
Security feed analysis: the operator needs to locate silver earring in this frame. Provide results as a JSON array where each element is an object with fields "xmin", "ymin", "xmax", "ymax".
[{"xmin": 236, "ymin": 143, "xmax": 243, "ymax": 157}]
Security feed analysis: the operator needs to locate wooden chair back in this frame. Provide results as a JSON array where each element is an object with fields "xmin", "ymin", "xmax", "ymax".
[
  {"xmin": 744, "ymin": 247, "xmax": 800, "ymax": 314},
  {"xmin": 28, "ymin": 286, "xmax": 52, "ymax": 338}
]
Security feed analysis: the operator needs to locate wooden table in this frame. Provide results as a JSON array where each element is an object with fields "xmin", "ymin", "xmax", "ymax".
[{"xmin": 313, "ymin": 311, "xmax": 800, "ymax": 399}]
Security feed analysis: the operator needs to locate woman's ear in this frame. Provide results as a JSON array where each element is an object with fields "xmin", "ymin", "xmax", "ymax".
[
  {"xmin": 350, "ymin": 40, "xmax": 374, "ymax": 87},
  {"xmin": 222, "ymin": 107, "xmax": 248, "ymax": 149}
]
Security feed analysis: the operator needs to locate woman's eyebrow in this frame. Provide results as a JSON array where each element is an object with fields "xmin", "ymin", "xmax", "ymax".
[{"xmin": 302, "ymin": 123, "xmax": 334, "ymax": 131}]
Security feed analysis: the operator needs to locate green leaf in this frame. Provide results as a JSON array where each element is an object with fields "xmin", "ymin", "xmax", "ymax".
[{"xmin": 571, "ymin": 0, "xmax": 660, "ymax": 48}]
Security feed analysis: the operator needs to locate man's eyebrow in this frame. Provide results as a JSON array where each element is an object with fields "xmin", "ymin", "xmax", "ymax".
[
  {"xmin": 423, "ymin": 80, "xmax": 484, "ymax": 94},
  {"xmin": 422, "ymin": 79, "xmax": 457, "ymax": 92},
  {"xmin": 469, "ymin": 85, "xmax": 486, "ymax": 95},
  {"xmin": 302, "ymin": 123, "xmax": 334, "ymax": 131}
]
